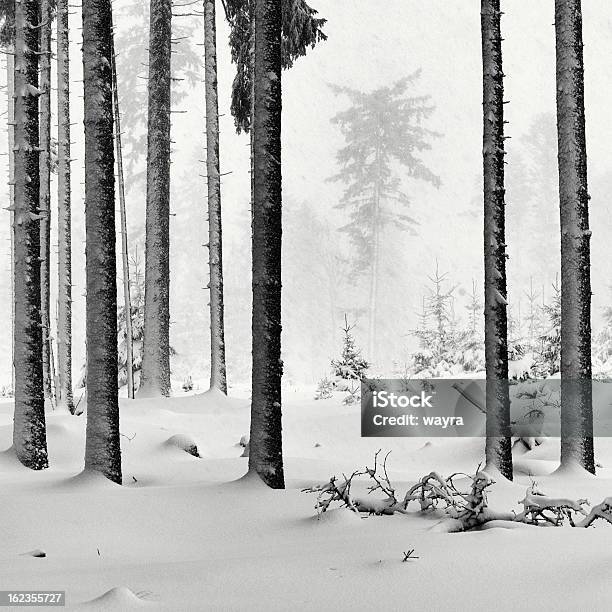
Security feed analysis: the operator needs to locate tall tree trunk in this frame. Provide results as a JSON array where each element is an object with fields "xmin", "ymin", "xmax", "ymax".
[
  {"xmin": 7, "ymin": 50, "xmax": 15, "ymax": 395},
  {"xmin": 56, "ymin": 0, "xmax": 75, "ymax": 413},
  {"xmin": 139, "ymin": 0, "xmax": 172, "ymax": 398},
  {"xmin": 481, "ymin": 0, "xmax": 513, "ymax": 480},
  {"xmin": 554, "ymin": 0, "xmax": 594, "ymax": 473},
  {"xmin": 39, "ymin": 0, "xmax": 53, "ymax": 403},
  {"xmin": 110, "ymin": 22, "xmax": 135, "ymax": 400},
  {"xmin": 248, "ymin": 0, "xmax": 284, "ymax": 489},
  {"xmin": 82, "ymin": 0, "xmax": 122, "ymax": 484},
  {"xmin": 204, "ymin": 0, "xmax": 227, "ymax": 394},
  {"xmin": 13, "ymin": 0, "xmax": 48, "ymax": 470},
  {"xmin": 367, "ymin": 144, "xmax": 382, "ymax": 362}
]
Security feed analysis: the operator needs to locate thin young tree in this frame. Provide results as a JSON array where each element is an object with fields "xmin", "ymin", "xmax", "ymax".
[
  {"xmin": 481, "ymin": 0, "xmax": 512, "ymax": 479},
  {"xmin": 204, "ymin": 0, "xmax": 227, "ymax": 393},
  {"xmin": 248, "ymin": 0, "xmax": 284, "ymax": 489},
  {"xmin": 110, "ymin": 17, "xmax": 134, "ymax": 399},
  {"xmin": 39, "ymin": 0, "xmax": 53, "ymax": 402},
  {"xmin": 139, "ymin": 0, "xmax": 172, "ymax": 398},
  {"xmin": 554, "ymin": 0, "xmax": 594, "ymax": 473},
  {"xmin": 56, "ymin": 0, "xmax": 74, "ymax": 413},
  {"xmin": 82, "ymin": 0, "xmax": 122, "ymax": 483},
  {"xmin": 2, "ymin": 1, "xmax": 16, "ymax": 393},
  {"xmin": 13, "ymin": 0, "xmax": 48, "ymax": 469}
]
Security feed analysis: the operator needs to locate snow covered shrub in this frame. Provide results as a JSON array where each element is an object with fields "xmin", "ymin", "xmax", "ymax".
[
  {"xmin": 0, "ymin": 384, "xmax": 13, "ymax": 398},
  {"xmin": 593, "ymin": 307, "xmax": 612, "ymax": 379},
  {"xmin": 314, "ymin": 376, "xmax": 335, "ymax": 400},
  {"xmin": 182, "ymin": 376, "xmax": 193, "ymax": 392},
  {"xmin": 407, "ymin": 268, "xmax": 487, "ymax": 378},
  {"xmin": 531, "ymin": 282, "xmax": 561, "ymax": 378}
]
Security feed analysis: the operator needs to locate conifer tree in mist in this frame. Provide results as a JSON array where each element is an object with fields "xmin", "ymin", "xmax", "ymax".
[
  {"xmin": 12, "ymin": 0, "xmax": 49, "ymax": 470},
  {"xmin": 82, "ymin": 0, "xmax": 122, "ymax": 484},
  {"xmin": 554, "ymin": 0, "xmax": 594, "ymax": 474},
  {"xmin": 330, "ymin": 76, "xmax": 440, "ymax": 362},
  {"xmin": 481, "ymin": 0, "xmax": 513, "ymax": 480}
]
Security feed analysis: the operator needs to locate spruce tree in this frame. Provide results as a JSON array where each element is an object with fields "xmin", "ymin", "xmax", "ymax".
[
  {"xmin": 481, "ymin": 0, "xmax": 512, "ymax": 479},
  {"xmin": 82, "ymin": 0, "xmax": 122, "ymax": 483},
  {"xmin": 248, "ymin": 0, "xmax": 284, "ymax": 489},
  {"xmin": 330, "ymin": 76, "xmax": 440, "ymax": 361},
  {"xmin": 204, "ymin": 0, "xmax": 227, "ymax": 393},
  {"xmin": 39, "ymin": 0, "xmax": 53, "ymax": 403},
  {"xmin": 554, "ymin": 0, "xmax": 594, "ymax": 473},
  {"xmin": 56, "ymin": 0, "xmax": 75, "ymax": 413},
  {"xmin": 139, "ymin": 0, "xmax": 172, "ymax": 398},
  {"xmin": 13, "ymin": 0, "xmax": 49, "ymax": 470}
]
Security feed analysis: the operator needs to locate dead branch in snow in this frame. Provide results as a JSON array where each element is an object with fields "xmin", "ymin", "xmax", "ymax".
[{"xmin": 303, "ymin": 452, "xmax": 612, "ymax": 532}]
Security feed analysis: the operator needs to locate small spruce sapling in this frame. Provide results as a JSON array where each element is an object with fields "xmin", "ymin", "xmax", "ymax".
[{"xmin": 330, "ymin": 315, "xmax": 369, "ymax": 404}]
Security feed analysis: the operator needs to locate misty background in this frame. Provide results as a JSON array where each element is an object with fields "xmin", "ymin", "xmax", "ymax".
[{"xmin": 2, "ymin": 0, "xmax": 612, "ymax": 390}]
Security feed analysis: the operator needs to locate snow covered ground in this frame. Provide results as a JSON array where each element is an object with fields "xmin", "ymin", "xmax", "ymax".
[{"xmin": 1, "ymin": 390, "xmax": 611, "ymax": 610}]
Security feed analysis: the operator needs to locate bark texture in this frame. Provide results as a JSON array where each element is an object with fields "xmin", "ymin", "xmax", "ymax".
[
  {"xmin": 204, "ymin": 0, "xmax": 227, "ymax": 393},
  {"xmin": 248, "ymin": 0, "xmax": 284, "ymax": 489},
  {"xmin": 82, "ymin": 0, "xmax": 122, "ymax": 484},
  {"xmin": 39, "ymin": 0, "xmax": 53, "ymax": 402},
  {"xmin": 481, "ymin": 0, "xmax": 513, "ymax": 480},
  {"xmin": 8, "ymin": 50, "xmax": 15, "ymax": 393},
  {"xmin": 111, "ymin": 22, "xmax": 134, "ymax": 399},
  {"xmin": 554, "ymin": 0, "xmax": 594, "ymax": 473},
  {"xmin": 56, "ymin": 0, "xmax": 75, "ymax": 413},
  {"xmin": 13, "ymin": 0, "xmax": 48, "ymax": 470},
  {"xmin": 139, "ymin": 0, "xmax": 172, "ymax": 398}
]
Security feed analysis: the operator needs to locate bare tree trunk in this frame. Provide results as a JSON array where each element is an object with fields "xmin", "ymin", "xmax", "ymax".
[
  {"xmin": 82, "ymin": 0, "xmax": 122, "ymax": 484},
  {"xmin": 56, "ymin": 0, "xmax": 75, "ymax": 413},
  {"xmin": 110, "ymin": 22, "xmax": 135, "ymax": 400},
  {"xmin": 204, "ymin": 0, "xmax": 227, "ymax": 394},
  {"xmin": 554, "ymin": 0, "xmax": 594, "ymax": 473},
  {"xmin": 248, "ymin": 0, "xmax": 284, "ymax": 489},
  {"xmin": 39, "ymin": 0, "xmax": 53, "ymax": 404},
  {"xmin": 8, "ymin": 50, "xmax": 16, "ymax": 394},
  {"xmin": 13, "ymin": 0, "xmax": 49, "ymax": 470},
  {"xmin": 481, "ymin": 0, "xmax": 512, "ymax": 480},
  {"xmin": 139, "ymin": 0, "xmax": 172, "ymax": 398}
]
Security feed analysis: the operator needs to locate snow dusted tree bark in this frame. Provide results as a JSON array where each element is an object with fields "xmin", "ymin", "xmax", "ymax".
[
  {"xmin": 248, "ymin": 0, "xmax": 284, "ymax": 489},
  {"xmin": 554, "ymin": 0, "xmax": 594, "ymax": 473},
  {"xmin": 481, "ymin": 0, "xmax": 512, "ymax": 479},
  {"xmin": 56, "ymin": 0, "xmax": 75, "ymax": 413},
  {"xmin": 13, "ymin": 0, "xmax": 48, "ymax": 470},
  {"xmin": 204, "ymin": 0, "xmax": 227, "ymax": 394},
  {"xmin": 82, "ymin": 0, "xmax": 122, "ymax": 483},
  {"xmin": 139, "ymin": 0, "xmax": 172, "ymax": 398},
  {"xmin": 39, "ymin": 0, "xmax": 53, "ymax": 403},
  {"xmin": 110, "ymin": 21, "xmax": 135, "ymax": 400},
  {"xmin": 7, "ymin": 49, "xmax": 16, "ymax": 393}
]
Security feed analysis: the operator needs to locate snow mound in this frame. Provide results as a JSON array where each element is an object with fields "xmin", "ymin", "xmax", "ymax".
[
  {"xmin": 162, "ymin": 434, "xmax": 202, "ymax": 458},
  {"xmin": 79, "ymin": 586, "xmax": 154, "ymax": 609},
  {"xmin": 20, "ymin": 548, "xmax": 46, "ymax": 558},
  {"xmin": 54, "ymin": 470, "xmax": 122, "ymax": 491},
  {"xmin": 306, "ymin": 508, "xmax": 363, "ymax": 526}
]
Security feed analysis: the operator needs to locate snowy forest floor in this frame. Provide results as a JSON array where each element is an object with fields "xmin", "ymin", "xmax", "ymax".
[{"xmin": 1, "ymin": 389, "xmax": 612, "ymax": 610}]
